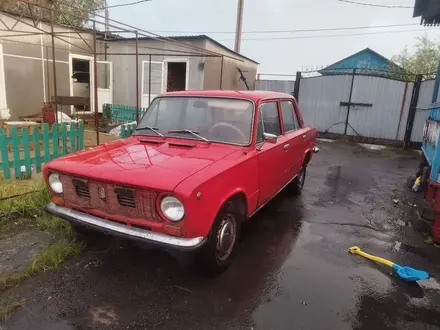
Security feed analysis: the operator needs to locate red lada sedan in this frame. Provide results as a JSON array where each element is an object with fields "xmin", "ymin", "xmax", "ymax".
[{"xmin": 44, "ymin": 90, "xmax": 317, "ymax": 272}]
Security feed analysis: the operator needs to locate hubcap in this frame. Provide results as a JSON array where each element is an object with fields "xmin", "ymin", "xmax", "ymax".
[{"xmin": 216, "ymin": 214, "xmax": 237, "ymax": 261}]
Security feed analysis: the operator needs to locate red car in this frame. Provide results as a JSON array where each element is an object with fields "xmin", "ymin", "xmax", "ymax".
[{"xmin": 44, "ymin": 90, "xmax": 318, "ymax": 272}]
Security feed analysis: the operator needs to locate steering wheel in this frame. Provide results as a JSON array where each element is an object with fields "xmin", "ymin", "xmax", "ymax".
[{"xmin": 209, "ymin": 122, "xmax": 247, "ymax": 143}]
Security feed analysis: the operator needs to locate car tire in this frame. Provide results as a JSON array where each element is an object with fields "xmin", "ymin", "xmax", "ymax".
[
  {"xmin": 289, "ymin": 165, "xmax": 307, "ymax": 196},
  {"xmin": 196, "ymin": 200, "xmax": 242, "ymax": 274}
]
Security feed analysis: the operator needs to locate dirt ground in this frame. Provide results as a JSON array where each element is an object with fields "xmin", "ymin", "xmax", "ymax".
[{"xmin": 2, "ymin": 140, "xmax": 440, "ymax": 330}]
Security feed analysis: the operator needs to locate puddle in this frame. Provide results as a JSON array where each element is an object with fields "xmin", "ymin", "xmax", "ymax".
[{"xmin": 358, "ymin": 143, "xmax": 387, "ymax": 151}]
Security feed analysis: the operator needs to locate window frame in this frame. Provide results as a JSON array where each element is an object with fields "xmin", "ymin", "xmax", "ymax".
[
  {"xmin": 256, "ymin": 99, "xmax": 283, "ymax": 142},
  {"xmin": 135, "ymin": 95, "xmax": 257, "ymax": 147},
  {"xmin": 280, "ymin": 99, "xmax": 300, "ymax": 134}
]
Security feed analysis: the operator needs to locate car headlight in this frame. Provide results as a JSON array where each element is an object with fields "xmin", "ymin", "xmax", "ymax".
[
  {"xmin": 49, "ymin": 173, "xmax": 63, "ymax": 194},
  {"xmin": 160, "ymin": 196, "xmax": 185, "ymax": 222}
]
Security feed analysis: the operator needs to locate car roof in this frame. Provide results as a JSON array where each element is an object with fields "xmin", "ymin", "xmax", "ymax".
[{"xmin": 161, "ymin": 90, "xmax": 295, "ymax": 102}]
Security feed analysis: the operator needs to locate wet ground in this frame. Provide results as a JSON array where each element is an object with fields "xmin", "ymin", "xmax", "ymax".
[{"xmin": 4, "ymin": 141, "xmax": 440, "ymax": 330}]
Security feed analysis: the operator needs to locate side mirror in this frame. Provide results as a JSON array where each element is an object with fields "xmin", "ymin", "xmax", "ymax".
[{"xmin": 263, "ymin": 133, "xmax": 277, "ymax": 144}]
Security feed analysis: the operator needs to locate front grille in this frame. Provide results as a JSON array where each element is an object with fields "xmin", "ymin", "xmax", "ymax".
[
  {"xmin": 60, "ymin": 175, "xmax": 160, "ymax": 221},
  {"xmin": 72, "ymin": 179, "xmax": 90, "ymax": 198},
  {"xmin": 115, "ymin": 187, "xmax": 136, "ymax": 208}
]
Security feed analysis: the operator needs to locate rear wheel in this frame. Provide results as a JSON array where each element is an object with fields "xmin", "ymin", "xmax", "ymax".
[
  {"xmin": 289, "ymin": 165, "xmax": 306, "ymax": 195},
  {"xmin": 196, "ymin": 200, "xmax": 242, "ymax": 274}
]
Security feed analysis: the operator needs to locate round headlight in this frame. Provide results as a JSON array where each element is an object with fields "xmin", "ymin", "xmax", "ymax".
[
  {"xmin": 49, "ymin": 173, "xmax": 63, "ymax": 194},
  {"xmin": 160, "ymin": 196, "xmax": 185, "ymax": 222}
]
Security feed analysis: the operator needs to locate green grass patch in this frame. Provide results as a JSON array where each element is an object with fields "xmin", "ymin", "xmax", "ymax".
[
  {"xmin": 0, "ymin": 298, "xmax": 25, "ymax": 322},
  {"xmin": 0, "ymin": 241, "xmax": 83, "ymax": 292},
  {"xmin": 0, "ymin": 179, "xmax": 50, "ymax": 229},
  {"xmin": 29, "ymin": 241, "xmax": 83, "ymax": 273},
  {"xmin": 35, "ymin": 214, "xmax": 72, "ymax": 238}
]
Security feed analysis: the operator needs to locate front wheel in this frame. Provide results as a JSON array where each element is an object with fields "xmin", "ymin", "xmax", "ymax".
[
  {"xmin": 196, "ymin": 201, "xmax": 242, "ymax": 274},
  {"xmin": 289, "ymin": 165, "xmax": 306, "ymax": 195}
]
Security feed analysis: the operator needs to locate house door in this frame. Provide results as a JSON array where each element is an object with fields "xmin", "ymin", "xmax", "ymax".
[
  {"xmin": 141, "ymin": 61, "xmax": 164, "ymax": 108},
  {"xmin": 163, "ymin": 58, "xmax": 188, "ymax": 92},
  {"xmin": 93, "ymin": 61, "xmax": 113, "ymax": 113}
]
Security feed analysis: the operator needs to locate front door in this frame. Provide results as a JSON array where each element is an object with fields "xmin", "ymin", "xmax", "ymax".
[
  {"xmin": 256, "ymin": 100, "xmax": 288, "ymax": 206},
  {"xmin": 96, "ymin": 61, "xmax": 113, "ymax": 113}
]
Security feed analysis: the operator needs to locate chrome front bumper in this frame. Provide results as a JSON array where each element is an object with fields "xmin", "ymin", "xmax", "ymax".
[{"xmin": 45, "ymin": 203, "xmax": 206, "ymax": 250}]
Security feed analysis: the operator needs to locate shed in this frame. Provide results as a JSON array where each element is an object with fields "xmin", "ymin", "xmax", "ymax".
[
  {"xmin": 0, "ymin": 10, "xmax": 259, "ymax": 120},
  {"xmin": 106, "ymin": 35, "xmax": 259, "ymax": 108},
  {"xmin": 319, "ymin": 48, "xmax": 405, "ymax": 77}
]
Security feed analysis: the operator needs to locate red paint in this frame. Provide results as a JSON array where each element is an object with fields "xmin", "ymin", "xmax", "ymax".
[{"xmin": 44, "ymin": 91, "xmax": 317, "ymax": 240}]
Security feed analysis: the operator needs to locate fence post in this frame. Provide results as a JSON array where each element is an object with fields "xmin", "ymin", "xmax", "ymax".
[
  {"xmin": 432, "ymin": 61, "xmax": 440, "ymax": 103},
  {"xmin": 10, "ymin": 126, "xmax": 21, "ymax": 178},
  {"xmin": 344, "ymin": 68, "xmax": 356, "ymax": 135},
  {"xmin": 403, "ymin": 74, "xmax": 423, "ymax": 150},
  {"xmin": 33, "ymin": 126, "xmax": 42, "ymax": 174},
  {"xmin": 0, "ymin": 128, "xmax": 11, "ymax": 179},
  {"xmin": 293, "ymin": 71, "xmax": 302, "ymax": 101}
]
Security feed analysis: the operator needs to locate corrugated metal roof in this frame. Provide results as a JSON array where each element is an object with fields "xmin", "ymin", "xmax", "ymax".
[{"xmin": 107, "ymin": 34, "xmax": 259, "ymax": 64}]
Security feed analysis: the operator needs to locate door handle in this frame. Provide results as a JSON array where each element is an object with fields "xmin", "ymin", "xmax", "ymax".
[
  {"xmin": 284, "ymin": 144, "xmax": 290, "ymax": 150},
  {"xmin": 302, "ymin": 134, "xmax": 307, "ymax": 140}
]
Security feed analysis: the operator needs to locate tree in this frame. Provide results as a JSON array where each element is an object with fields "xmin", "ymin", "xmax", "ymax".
[
  {"xmin": 392, "ymin": 35, "xmax": 440, "ymax": 79},
  {"xmin": 0, "ymin": 0, "xmax": 105, "ymax": 27}
]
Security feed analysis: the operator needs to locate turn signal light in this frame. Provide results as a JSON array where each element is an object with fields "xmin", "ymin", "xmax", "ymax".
[
  {"xmin": 164, "ymin": 225, "xmax": 182, "ymax": 237},
  {"xmin": 51, "ymin": 196, "xmax": 65, "ymax": 206}
]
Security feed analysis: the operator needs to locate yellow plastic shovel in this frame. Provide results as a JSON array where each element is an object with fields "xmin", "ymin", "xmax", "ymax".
[{"xmin": 348, "ymin": 246, "xmax": 429, "ymax": 282}]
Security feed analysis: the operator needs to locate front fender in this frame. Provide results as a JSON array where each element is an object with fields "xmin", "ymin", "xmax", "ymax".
[{"xmin": 174, "ymin": 151, "xmax": 259, "ymax": 238}]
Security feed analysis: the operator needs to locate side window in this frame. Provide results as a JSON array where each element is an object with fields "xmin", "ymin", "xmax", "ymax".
[
  {"xmin": 281, "ymin": 101, "xmax": 296, "ymax": 132},
  {"xmin": 259, "ymin": 102, "xmax": 282, "ymax": 136}
]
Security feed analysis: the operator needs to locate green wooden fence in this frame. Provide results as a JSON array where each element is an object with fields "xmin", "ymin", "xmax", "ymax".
[
  {"xmin": 120, "ymin": 123, "xmax": 137, "ymax": 138},
  {"xmin": 0, "ymin": 122, "xmax": 84, "ymax": 180},
  {"xmin": 103, "ymin": 104, "xmax": 147, "ymax": 123}
]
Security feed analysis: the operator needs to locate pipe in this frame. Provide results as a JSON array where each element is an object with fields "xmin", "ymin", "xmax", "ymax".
[
  {"xmin": 50, "ymin": 2, "xmax": 58, "ymax": 124},
  {"xmin": 93, "ymin": 22, "xmax": 100, "ymax": 146},
  {"xmin": 148, "ymin": 54, "xmax": 152, "ymax": 105},
  {"xmin": 135, "ymin": 31, "xmax": 140, "ymax": 122}
]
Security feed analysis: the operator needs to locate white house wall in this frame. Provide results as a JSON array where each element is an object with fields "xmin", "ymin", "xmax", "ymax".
[
  {"xmin": 0, "ymin": 12, "xmax": 95, "ymax": 119},
  {"xmin": 106, "ymin": 39, "xmax": 205, "ymax": 107}
]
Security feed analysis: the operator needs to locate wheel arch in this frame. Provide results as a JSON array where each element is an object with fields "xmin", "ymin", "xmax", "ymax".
[{"xmin": 303, "ymin": 150, "xmax": 312, "ymax": 165}]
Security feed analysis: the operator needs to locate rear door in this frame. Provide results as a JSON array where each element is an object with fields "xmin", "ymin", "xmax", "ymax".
[
  {"xmin": 280, "ymin": 99, "xmax": 308, "ymax": 181},
  {"xmin": 256, "ymin": 100, "xmax": 288, "ymax": 206}
]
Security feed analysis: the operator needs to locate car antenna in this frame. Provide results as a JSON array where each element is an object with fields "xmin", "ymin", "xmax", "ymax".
[{"xmin": 237, "ymin": 67, "xmax": 250, "ymax": 90}]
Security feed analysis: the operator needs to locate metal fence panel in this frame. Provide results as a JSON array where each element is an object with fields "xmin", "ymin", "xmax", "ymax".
[
  {"xmin": 411, "ymin": 80, "xmax": 435, "ymax": 142},
  {"xmin": 298, "ymin": 75, "xmax": 352, "ymax": 134},
  {"xmin": 255, "ymin": 80, "xmax": 295, "ymax": 94},
  {"xmin": 347, "ymin": 76, "xmax": 411, "ymax": 140}
]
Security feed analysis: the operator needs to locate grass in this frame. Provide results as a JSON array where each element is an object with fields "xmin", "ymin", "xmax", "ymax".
[
  {"xmin": 0, "ymin": 298, "xmax": 26, "ymax": 322},
  {"xmin": 35, "ymin": 214, "xmax": 73, "ymax": 238},
  {"xmin": 0, "ymin": 179, "xmax": 51, "ymax": 230},
  {"xmin": 0, "ymin": 241, "xmax": 83, "ymax": 292},
  {"xmin": 29, "ymin": 241, "xmax": 83, "ymax": 273}
]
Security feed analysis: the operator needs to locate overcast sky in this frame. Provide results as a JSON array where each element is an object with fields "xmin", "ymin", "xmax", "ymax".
[{"xmin": 106, "ymin": 0, "xmax": 440, "ymax": 76}]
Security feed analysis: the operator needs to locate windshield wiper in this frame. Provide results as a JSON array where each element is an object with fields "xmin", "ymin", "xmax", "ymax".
[
  {"xmin": 168, "ymin": 129, "xmax": 210, "ymax": 143},
  {"xmin": 135, "ymin": 126, "xmax": 165, "ymax": 139}
]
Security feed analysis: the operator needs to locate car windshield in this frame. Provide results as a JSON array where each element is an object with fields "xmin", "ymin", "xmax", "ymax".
[{"xmin": 135, "ymin": 97, "xmax": 254, "ymax": 145}]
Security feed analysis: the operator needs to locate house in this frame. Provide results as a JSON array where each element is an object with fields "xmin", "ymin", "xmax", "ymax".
[
  {"xmin": 414, "ymin": 0, "xmax": 440, "ymax": 25},
  {"xmin": 318, "ymin": 48, "xmax": 405, "ymax": 78},
  {"xmin": 0, "ymin": 11, "xmax": 259, "ymax": 120}
]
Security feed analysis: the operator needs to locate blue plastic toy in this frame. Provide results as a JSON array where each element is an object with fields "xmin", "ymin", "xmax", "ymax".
[{"xmin": 349, "ymin": 246, "xmax": 429, "ymax": 282}]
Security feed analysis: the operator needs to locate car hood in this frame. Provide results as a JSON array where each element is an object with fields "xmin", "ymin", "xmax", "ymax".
[{"xmin": 46, "ymin": 137, "xmax": 238, "ymax": 191}]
